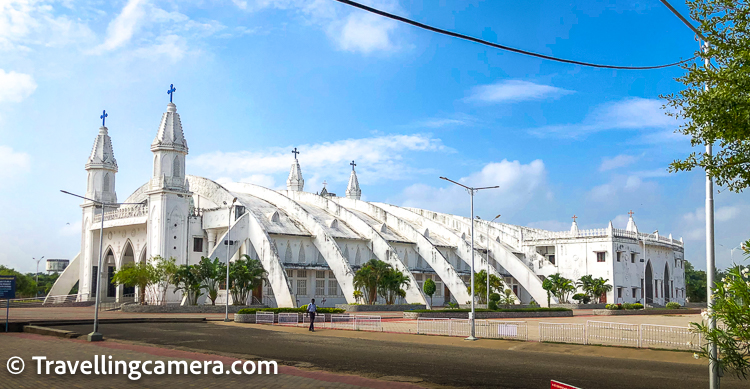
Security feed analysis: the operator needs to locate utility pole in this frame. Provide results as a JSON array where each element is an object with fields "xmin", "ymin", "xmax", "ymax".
[
  {"xmin": 440, "ymin": 177, "xmax": 499, "ymax": 340},
  {"xmin": 225, "ymin": 198, "xmax": 237, "ymax": 322},
  {"xmin": 658, "ymin": 2, "xmax": 719, "ymax": 387},
  {"xmin": 34, "ymin": 256, "xmax": 45, "ymax": 297}
]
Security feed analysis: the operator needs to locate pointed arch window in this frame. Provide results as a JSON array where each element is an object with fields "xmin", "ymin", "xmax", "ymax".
[
  {"xmin": 172, "ymin": 156, "xmax": 181, "ymax": 177},
  {"xmin": 103, "ymin": 172, "xmax": 111, "ymax": 192}
]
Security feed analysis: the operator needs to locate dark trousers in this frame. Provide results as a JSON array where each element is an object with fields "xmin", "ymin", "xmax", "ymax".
[{"xmin": 308, "ymin": 312, "xmax": 316, "ymax": 331}]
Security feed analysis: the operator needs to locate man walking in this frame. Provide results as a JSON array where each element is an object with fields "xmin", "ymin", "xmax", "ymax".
[{"xmin": 307, "ymin": 298, "xmax": 317, "ymax": 332}]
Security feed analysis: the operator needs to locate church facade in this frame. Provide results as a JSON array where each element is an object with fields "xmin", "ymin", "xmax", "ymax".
[{"xmin": 49, "ymin": 91, "xmax": 686, "ymax": 308}]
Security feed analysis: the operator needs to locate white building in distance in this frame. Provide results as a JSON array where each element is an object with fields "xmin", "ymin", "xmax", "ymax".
[{"xmin": 49, "ymin": 89, "xmax": 686, "ymax": 308}]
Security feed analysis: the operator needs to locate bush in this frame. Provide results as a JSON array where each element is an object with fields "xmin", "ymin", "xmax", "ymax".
[
  {"xmin": 446, "ymin": 302, "xmax": 459, "ymax": 309},
  {"xmin": 410, "ymin": 307, "xmax": 571, "ymax": 313},
  {"xmin": 489, "ymin": 293, "xmax": 501, "ymax": 302},
  {"xmin": 572, "ymin": 293, "xmax": 586, "ymax": 303},
  {"xmin": 631, "ymin": 303, "xmax": 643, "ymax": 310},
  {"xmin": 605, "ymin": 304, "xmax": 620, "ymax": 310},
  {"xmin": 622, "ymin": 303, "xmax": 632, "ymax": 310},
  {"xmin": 528, "ymin": 300, "xmax": 539, "ymax": 307},
  {"xmin": 488, "ymin": 301, "xmax": 498, "ymax": 310},
  {"xmin": 665, "ymin": 302, "xmax": 681, "ymax": 309}
]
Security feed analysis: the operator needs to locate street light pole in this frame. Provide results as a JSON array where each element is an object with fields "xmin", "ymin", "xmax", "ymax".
[
  {"xmin": 224, "ymin": 198, "xmax": 237, "ymax": 322},
  {"xmin": 440, "ymin": 177, "xmax": 499, "ymax": 341},
  {"xmin": 34, "ymin": 256, "xmax": 45, "ymax": 297},
  {"xmin": 658, "ymin": 2, "xmax": 719, "ymax": 387},
  {"xmin": 478, "ymin": 215, "xmax": 501, "ymax": 307},
  {"xmin": 61, "ymin": 190, "xmax": 141, "ymax": 342}
]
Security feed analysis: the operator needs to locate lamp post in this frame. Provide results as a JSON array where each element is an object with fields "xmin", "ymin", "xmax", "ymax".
[
  {"xmin": 60, "ymin": 190, "xmax": 142, "ymax": 341},
  {"xmin": 224, "ymin": 197, "xmax": 237, "ymax": 322},
  {"xmin": 658, "ymin": 2, "xmax": 719, "ymax": 387},
  {"xmin": 477, "ymin": 215, "xmax": 501, "ymax": 306},
  {"xmin": 34, "ymin": 256, "xmax": 45, "ymax": 297},
  {"xmin": 440, "ymin": 176, "xmax": 499, "ymax": 341}
]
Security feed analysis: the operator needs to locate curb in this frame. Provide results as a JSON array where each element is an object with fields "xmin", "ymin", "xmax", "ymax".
[{"xmin": 23, "ymin": 325, "xmax": 81, "ymax": 338}]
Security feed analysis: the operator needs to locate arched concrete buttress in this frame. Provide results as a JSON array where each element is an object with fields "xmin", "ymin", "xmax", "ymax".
[
  {"xmin": 404, "ymin": 208, "xmax": 557, "ymax": 307},
  {"xmin": 333, "ymin": 197, "xmax": 472, "ymax": 305},
  {"xmin": 286, "ymin": 191, "xmax": 430, "ymax": 307},
  {"xmin": 45, "ymin": 252, "xmax": 81, "ymax": 302},
  {"xmin": 375, "ymin": 203, "xmax": 521, "ymax": 303},
  {"xmin": 224, "ymin": 183, "xmax": 358, "ymax": 304},
  {"xmin": 187, "ymin": 176, "xmax": 295, "ymax": 308}
]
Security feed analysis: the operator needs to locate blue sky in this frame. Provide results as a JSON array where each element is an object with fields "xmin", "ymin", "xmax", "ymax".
[{"xmin": 0, "ymin": 0, "xmax": 747, "ymax": 273}]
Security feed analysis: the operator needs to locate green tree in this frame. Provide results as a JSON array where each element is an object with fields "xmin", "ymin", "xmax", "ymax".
[
  {"xmin": 0, "ymin": 266, "xmax": 37, "ymax": 298},
  {"xmin": 693, "ymin": 258, "xmax": 750, "ymax": 378},
  {"xmin": 152, "ymin": 256, "xmax": 177, "ymax": 305},
  {"xmin": 423, "ymin": 278, "xmax": 436, "ymax": 306},
  {"xmin": 576, "ymin": 275, "xmax": 597, "ymax": 303},
  {"xmin": 499, "ymin": 289, "xmax": 515, "ymax": 308},
  {"xmin": 591, "ymin": 277, "xmax": 614, "ymax": 304},
  {"xmin": 378, "ymin": 267, "xmax": 410, "ymax": 305},
  {"xmin": 173, "ymin": 264, "xmax": 203, "ymax": 305},
  {"xmin": 685, "ymin": 261, "xmax": 708, "ymax": 302},
  {"xmin": 111, "ymin": 262, "xmax": 158, "ymax": 305},
  {"xmin": 663, "ymin": 1, "xmax": 750, "ymax": 193},
  {"xmin": 353, "ymin": 259, "xmax": 390, "ymax": 304},
  {"xmin": 467, "ymin": 270, "xmax": 504, "ymax": 304},
  {"xmin": 196, "ymin": 257, "xmax": 226, "ymax": 305},
  {"xmin": 542, "ymin": 278, "xmax": 554, "ymax": 307},
  {"xmin": 548, "ymin": 273, "xmax": 575, "ymax": 303},
  {"xmin": 352, "ymin": 290, "xmax": 364, "ymax": 304},
  {"xmin": 229, "ymin": 255, "xmax": 266, "ymax": 305}
]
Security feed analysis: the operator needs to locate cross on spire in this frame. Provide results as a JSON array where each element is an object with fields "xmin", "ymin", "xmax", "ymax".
[
  {"xmin": 100, "ymin": 110, "xmax": 108, "ymax": 127},
  {"xmin": 292, "ymin": 148, "xmax": 300, "ymax": 160},
  {"xmin": 572, "ymin": 215, "xmax": 577, "ymax": 222},
  {"xmin": 323, "ymin": 180, "xmax": 327, "ymax": 188},
  {"xmin": 167, "ymin": 84, "xmax": 176, "ymax": 103},
  {"xmin": 350, "ymin": 160, "xmax": 356, "ymax": 170},
  {"xmin": 628, "ymin": 210, "xmax": 635, "ymax": 218}
]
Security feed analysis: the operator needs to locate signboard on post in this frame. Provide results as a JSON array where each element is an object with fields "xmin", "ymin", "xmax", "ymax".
[
  {"xmin": 1, "ymin": 275, "xmax": 16, "ymax": 333},
  {"xmin": 551, "ymin": 380, "xmax": 581, "ymax": 389},
  {"xmin": 0, "ymin": 275, "xmax": 15, "ymax": 299}
]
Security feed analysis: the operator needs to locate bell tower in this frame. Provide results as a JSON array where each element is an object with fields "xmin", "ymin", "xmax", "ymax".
[
  {"xmin": 85, "ymin": 110, "xmax": 118, "ymax": 204},
  {"xmin": 146, "ymin": 84, "xmax": 191, "ymax": 265}
]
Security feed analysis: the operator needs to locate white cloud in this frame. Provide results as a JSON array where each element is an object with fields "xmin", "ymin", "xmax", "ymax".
[
  {"xmin": 98, "ymin": 0, "xmax": 147, "ymax": 51},
  {"xmin": 237, "ymin": 0, "xmax": 402, "ymax": 54},
  {"xmin": 716, "ymin": 206, "xmax": 741, "ymax": 222},
  {"xmin": 599, "ymin": 154, "xmax": 638, "ymax": 172},
  {"xmin": 132, "ymin": 34, "xmax": 187, "ymax": 61},
  {"xmin": 240, "ymin": 174, "xmax": 277, "ymax": 188},
  {"xmin": 0, "ymin": 69, "xmax": 36, "ymax": 102},
  {"xmin": 465, "ymin": 80, "xmax": 573, "ymax": 104},
  {"xmin": 0, "ymin": 145, "xmax": 31, "ymax": 179},
  {"xmin": 189, "ymin": 133, "xmax": 449, "ymax": 186},
  {"xmin": 530, "ymin": 97, "xmax": 676, "ymax": 138},
  {"xmin": 587, "ymin": 173, "xmax": 659, "ymax": 205},
  {"xmin": 395, "ymin": 159, "xmax": 548, "ymax": 216},
  {"xmin": 0, "ymin": 0, "xmax": 94, "ymax": 51}
]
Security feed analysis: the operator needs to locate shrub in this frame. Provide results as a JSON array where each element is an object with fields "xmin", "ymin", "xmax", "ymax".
[
  {"xmin": 446, "ymin": 302, "xmax": 459, "ymax": 309},
  {"xmin": 631, "ymin": 303, "xmax": 643, "ymax": 310},
  {"xmin": 528, "ymin": 300, "xmax": 539, "ymax": 307},
  {"xmin": 489, "ymin": 293, "xmax": 501, "ymax": 302},
  {"xmin": 410, "ymin": 307, "xmax": 571, "ymax": 313},
  {"xmin": 605, "ymin": 304, "xmax": 620, "ymax": 310},
  {"xmin": 666, "ymin": 302, "xmax": 681, "ymax": 309},
  {"xmin": 622, "ymin": 303, "xmax": 633, "ymax": 310},
  {"xmin": 236, "ymin": 307, "xmax": 345, "ymax": 315},
  {"xmin": 572, "ymin": 293, "xmax": 586, "ymax": 303},
  {"xmin": 488, "ymin": 301, "xmax": 499, "ymax": 310}
]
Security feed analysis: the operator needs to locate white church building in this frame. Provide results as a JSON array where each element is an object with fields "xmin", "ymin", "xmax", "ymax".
[{"xmin": 49, "ymin": 89, "xmax": 686, "ymax": 308}]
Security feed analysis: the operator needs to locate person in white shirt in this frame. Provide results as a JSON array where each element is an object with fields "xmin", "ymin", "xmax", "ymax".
[{"xmin": 307, "ymin": 298, "xmax": 317, "ymax": 332}]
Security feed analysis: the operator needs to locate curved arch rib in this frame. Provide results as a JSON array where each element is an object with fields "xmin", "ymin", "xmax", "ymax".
[
  {"xmin": 334, "ymin": 198, "xmax": 472, "ymax": 305},
  {"xmin": 46, "ymin": 252, "xmax": 81, "ymax": 303},
  {"xmin": 187, "ymin": 176, "xmax": 294, "ymax": 308},
  {"xmin": 224, "ymin": 183, "xmax": 358, "ymax": 304},
  {"xmin": 287, "ymin": 191, "xmax": 429, "ymax": 307},
  {"xmin": 404, "ymin": 208, "xmax": 557, "ymax": 307}
]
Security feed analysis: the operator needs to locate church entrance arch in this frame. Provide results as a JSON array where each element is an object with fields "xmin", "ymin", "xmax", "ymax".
[
  {"xmin": 104, "ymin": 247, "xmax": 117, "ymax": 300},
  {"xmin": 645, "ymin": 261, "xmax": 654, "ymax": 304},
  {"xmin": 119, "ymin": 242, "xmax": 136, "ymax": 300},
  {"xmin": 664, "ymin": 263, "xmax": 670, "ymax": 303}
]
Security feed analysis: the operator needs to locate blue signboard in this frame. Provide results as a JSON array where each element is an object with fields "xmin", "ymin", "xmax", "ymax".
[{"xmin": 0, "ymin": 275, "xmax": 16, "ymax": 299}]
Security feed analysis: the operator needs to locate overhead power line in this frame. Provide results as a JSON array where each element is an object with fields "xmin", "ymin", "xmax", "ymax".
[{"xmin": 332, "ymin": 0, "xmax": 695, "ymax": 70}]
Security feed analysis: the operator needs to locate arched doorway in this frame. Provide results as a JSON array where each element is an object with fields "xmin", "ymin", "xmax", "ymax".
[
  {"xmin": 645, "ymin": 261, "xmax": 653, "ymax": 304},
  {"xmin": 119, "ymin": 242, "xmax": 136, "ymax": 301},
  {"xmin": 104, "ymin": 248, "xmax": 117, "ymax": 300},
  {"xmin": 663, "ymin": 263, "xmax": 670, "ymax": 303}
]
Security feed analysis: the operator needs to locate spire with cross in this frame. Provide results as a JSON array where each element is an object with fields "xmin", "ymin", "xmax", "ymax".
[
  {"xmin": 572, "ymin": 215, "xmax": 577, "ymax": 222},
  {"xmin": 100, "ymin": 110, "xmax": 108, "ymax": 127},
  {"xmin": 628, "ymin": 210, "xmax": 635, "ymax": 218},
  {"xmin": 350, "ymin": 160, "xmax": 356, "ymax": 171},
  {"xmin": 292, "ymin": 148, "xmax": 300, "ymax": 160},
  {"xmin": 167, "ymin": 84, "xmax": 176, "ymax": 103},
  {"xmin": 346, "ymin": 160, "xmax": 361, "ymax": 200}
]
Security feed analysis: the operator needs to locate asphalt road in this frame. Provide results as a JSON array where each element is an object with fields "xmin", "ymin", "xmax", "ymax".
[{"xmin": 51, "ymin": 322, "xmax": 745, "ymax": 389}]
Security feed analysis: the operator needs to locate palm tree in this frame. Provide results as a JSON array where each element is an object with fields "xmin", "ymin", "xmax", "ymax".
[
  {"xmin": 353, "ymin": 259, "xmax": 390, "ymax": 304},
  {"xmin": 592, "ymin": 277, "xmax": 613, "ymax": 303},
  {"xmin": 229, "ymin": 255, "xmax": 266, "ymax": 305},
  {"xmin": 548, "ymin": 273, "xmax": 575, "ymax": 303},
  {"xmin": 378, "ymin": 268, "xmax": 410, "ymax": 304},
  {"xmin": 576, "ymin": 275, "xmax": 596, "ymax": 303},
  {"xmin": 468, "ymin": 270, "xmax": 504, "ymax": 304},
  {"xmin": 542, "ymin": 278, "xmax": 554, "ymax": 306}
]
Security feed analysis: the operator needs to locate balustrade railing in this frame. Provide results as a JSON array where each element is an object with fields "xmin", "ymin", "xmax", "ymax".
[{"xmin": 93, "ymin": 204, "xmax": 148, "ymax": 222}]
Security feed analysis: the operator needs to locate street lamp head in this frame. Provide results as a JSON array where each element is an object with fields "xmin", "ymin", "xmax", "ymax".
[
  {"xmin": 232, "ymin": 197, "xmax": 238, "ymax": 204},
  {"xmin": 494, "ymin": 214, "xmax": 502, "ymax": 219},
  {"xmin": 475, "ymin": 216, "xmax": 481, "ymax": 219}
]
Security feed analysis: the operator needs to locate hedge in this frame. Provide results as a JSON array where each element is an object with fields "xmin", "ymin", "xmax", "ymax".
[
  {"xmin": 236, "ymin": 307, "xmax": 345, "ymax": 315},
  {"xmin": 409, "ymin": 307, "xmax": 571, "ymax": 313}
]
